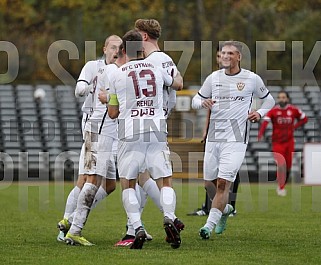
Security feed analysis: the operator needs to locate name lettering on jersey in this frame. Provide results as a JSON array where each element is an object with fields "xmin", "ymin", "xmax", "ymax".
[
  {"xmin": 122, "ymin": 62, "xmax": 154, "ymax": 71},
  {"xmin": 131, "ymin": 108, "xmax": 155, "ymax": 117},
  {"xmin": 162, "ymin": 61, "xmax": 174, "ymax": 68},
  {"xmin": 237, "ymin": 82, "xmax": 245, "ymax": 91},
  {"xmin": 215, "ymin": 84, "xmax": 222, "ymax": 87},
  {"xmin": 213, "ymin": 95, "xmax": 245, "ymax": 101},
  {"xmin": 137, "ymin": 99, "xmax": 154, "ymax": 107}
]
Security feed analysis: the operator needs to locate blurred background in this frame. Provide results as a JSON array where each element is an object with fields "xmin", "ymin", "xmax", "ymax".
[{"xmin": 0, "ymin": 0, "xmax": 320, "ymax": 181}]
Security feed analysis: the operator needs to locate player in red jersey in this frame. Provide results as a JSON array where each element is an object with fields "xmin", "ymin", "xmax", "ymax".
[{"xmin": 258, "ymin": 91, "xmax": 308, "ymax": 196}]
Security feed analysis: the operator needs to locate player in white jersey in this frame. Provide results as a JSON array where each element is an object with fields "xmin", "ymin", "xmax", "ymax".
[
  {"xmin": 57, "ymin": 35, "xmax": 122, "ymax": 244},
  {"xmin": 192, "ymin": 41, "xmax": 275, "ymax": 239},
  {"xmin": 113, "ymin": 19, "xmax": 185, "ymax": 247},
  {"xmin": 107, "ymin": 30, "xmax": 183, "ymax": 249}
]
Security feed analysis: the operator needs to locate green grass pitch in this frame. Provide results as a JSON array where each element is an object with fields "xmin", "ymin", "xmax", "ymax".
[{"xmin": 0, "ymin": 181, "xmax": 320, "ymax": 265}]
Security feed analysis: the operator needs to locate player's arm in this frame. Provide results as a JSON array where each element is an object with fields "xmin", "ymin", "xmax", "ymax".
[
  {"xmin": 98, "ymin": 71, "xmax": 110, "ymax": 105},
  {"xmin": 201, "ymin": 109, "xmax": 211, "ymax": 143},
  {"xmin": 162, "ymin": 68, "xmax": 183, "ymax": 91},
  {"xmin": 75, "ymin": 61, "xmax": 95, "ymax": 97},
  {"xmin": 98, "ymin": 88, "xmax": 110, "ymax": 105},
  {"xmin": 258, "ymin": 113, "xmax": 272, "ymax": 141},
  {"xmin": 250, "ymin": 75, "xmax": 275, "ymax": 122},
  {"xmin": 191, "ymin": 75, "xmax": 214, "ymax": 110},
  {"xmin": 107, "ymin": 94, "xmax": 119, "ymax": 119},
  {"xmin": 294, "ymin": 108, "xmax": 308, "ymax": 129},
  {"xmin": 171, "ymin": 71, "xmax": 183, "ymax": 91},
  {"xmin": 106, "ymin": 72, "xmax": 119, "ymax": 118}
]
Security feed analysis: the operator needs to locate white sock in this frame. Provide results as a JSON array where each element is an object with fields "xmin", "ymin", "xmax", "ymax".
[
  {"xmin": 63, "ymin": 186, "xmax": 80, "ymax": 219},
  {"xmin": 135, "ymin": 183, "xmax": 142, "ymax": 206},
  {"xmin": 143, "ymin": 178, "xmax": 162, "ymax": 212},
  {"xmin": 91, "ymin": 186, "xmax": 108, "ymax": 210},
  {"xmin": 122, "ymin": 188, "xmax": 142, "ymax": 230},
  {"xmin": 205, "ymin": 208, "xmax": 222, "ymax": 231},
  {"xmin": 222, "ymin": 204, "xmax": 230, "ymax": 215},
  {"xmin": 69, "ymin": 183, "xmax": 98, "ymax": 235},
  {"xmin": 135, "ymin": 183, "xmax": 148, "ymax": 214},
  {"xmin": 160, "ymin": 187, "xmax": 176, "ymax": 221},
  {"xmin": 127, "ymin": 219, "xmax": 135, "ymax": 236}
]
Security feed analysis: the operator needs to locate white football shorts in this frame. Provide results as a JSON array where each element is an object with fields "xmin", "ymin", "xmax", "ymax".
[
  {"xmin": 78, "ymin": 131, "xmax": 117, "ymax": 179},
  {"xmin": 118, "ymin": 132, "xmax": 172, "ymax": 180},
  {"xmin": 203, "ymin": 141, "xmax": 247, "ymax": 182}
]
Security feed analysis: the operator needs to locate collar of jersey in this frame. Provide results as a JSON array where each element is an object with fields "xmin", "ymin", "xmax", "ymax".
[{"xmin": 224, "ymin": 68, "xmax": 242, "ymax": 76}]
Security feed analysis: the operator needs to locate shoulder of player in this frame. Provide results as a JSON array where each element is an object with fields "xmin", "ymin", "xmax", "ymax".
[
  {"xmin": 287, "ymin": 104, "xmax": 301, "ymax": 111},
  {"xmin": 104, "ymin": 63, "xmax": 118, "ymax": 72},
  {"xmin": 238, "ymin": 68, "xmax": 261, "ymax": 79},
  {"xmin": 81, "ymin": 60, "xmax": 97, "ymax": 69},
  {"xmin": 146, "ymin": 51, "xmax": 175, "ymax": 66},
  {"xmin": 205, "ymin": 69, "xmax": 223, "ymax": 81}
]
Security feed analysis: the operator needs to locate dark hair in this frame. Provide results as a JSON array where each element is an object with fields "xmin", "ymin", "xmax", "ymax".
[
  {"xmin": 278, "ymin": 90, "xmax": 290, "ymax": 99},
  {"xmin": 122, "ymin": 29, "xmax": 143, "ymax": 58}
]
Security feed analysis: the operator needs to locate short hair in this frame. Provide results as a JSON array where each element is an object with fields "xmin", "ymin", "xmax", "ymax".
[
  {"xmin": 122, "ymin": 29, "xmax": 143, "ymax": 58},
  {"xmin": 104, "ymin": 35, "xmax": 122, "ymax": 47},
  {"xmin": 278, "ymin": 90, "xmax": 290, "ymax": 99},
  {"xmin": 221, "ymin": 40, "xmax": 243, "ymax": 54},
  {"xmin": 135, "ymin": 19, "xmax": 161, "ymax": 39}
]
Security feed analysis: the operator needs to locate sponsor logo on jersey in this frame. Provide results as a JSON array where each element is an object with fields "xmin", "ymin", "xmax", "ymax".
[
  {"xmin": 213, "ymin": 95, "xmax": 245, "ymax": 101},
  {"xmin": 162, "ymin": 61, "xmax": 174, "ymax": 68},
  {"xmin": 237, "ymin": 82, "xmax": 245, "ymax": 91},
  {"xmin": 277, "ymin": 117, "xmax": 292, "ymax": 124}
]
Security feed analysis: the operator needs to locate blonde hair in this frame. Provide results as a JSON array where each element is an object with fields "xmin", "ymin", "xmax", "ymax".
[
  {"xmin": 135, "ymin": 19, "xmax": 161, "ymax": 39},
  {"xmin": 104, "ymin": 35, "xmax": 122, "ymax": 47}
]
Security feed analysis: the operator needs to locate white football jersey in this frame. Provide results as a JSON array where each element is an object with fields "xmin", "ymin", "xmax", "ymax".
[
  {"xmin": 109, "ymin": 59, "xmax": 173, "ymax": 139},
  {"xmin": 77, "ymin": 59, "xmax": 106, "ymax": 115},
  {"xmin": 84, "ymin": 63, "xmax": 118, "ymax": 138},
  {"xmin": 144, "ymin": 51, "xmax": 178, "ymax": 117},
  {"xmin": 198, "ymin": 68, "xmax": 270, "ymax": 143}
]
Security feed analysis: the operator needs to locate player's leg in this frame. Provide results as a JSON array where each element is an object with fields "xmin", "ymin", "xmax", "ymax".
[
  {"xmin": 139, "ymin": 170, "xmax": 163, "ymax": 212},
  {"xmin": 283, "ymin": 139, "xmax": 294, "ymax": 189},
  {"xmin": 229, "ymin": 172, "xmax": 240, "ymax": 216},
  {"xmin": 187, "ymin": 180, "xmax": 215, "ymax": 216},
  {"xmin": 91, "ymin": 139, "xmax": 117, "ymax": 210},
  {"xmin": 148, "ymin": 132, "xmax": 183, "ymax": 249},
  {"xmin": 65, "ymin": 173, "xmax": 102, "ymax": 246},
  {"xmin": 65, "ymin": 132, "xmax": 102, "ymax": 245},
  {"xmin": 273, "ymin": 144, "xmax": 287, "ymax": 196},
  {"xmin": 118, "ymin": 137, "xmax": 147, "ymax": 249},
  {"xmin": 57, "ymin": 143, "xmax": 87, "ymax": 242},
  {"xmin": 200, "ymin": 142, "xmax": 245, "ymax": 238}
]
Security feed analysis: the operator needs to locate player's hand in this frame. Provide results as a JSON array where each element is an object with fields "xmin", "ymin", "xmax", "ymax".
[
  {"xmin": 248, "ymin": 111, "xmax": 261, "ymax": 123},
  {"xmin": 98, "ymin": 88, "xmax": 109, "ymax": 104},
  {"xmin": 202, "ymin": 99, "xmax": 215, "ymax": 109}
]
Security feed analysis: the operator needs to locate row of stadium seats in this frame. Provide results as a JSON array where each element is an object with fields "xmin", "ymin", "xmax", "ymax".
[
  {"xmin": 0, "ymin": 85, "xmax": 83, "ymax": 179},
  {"xmin": 0, "ymin": 84, "xmax": 320, "ymax": 180}
]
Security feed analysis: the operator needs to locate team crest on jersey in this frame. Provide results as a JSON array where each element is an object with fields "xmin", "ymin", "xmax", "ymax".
[
  {"xmin": 287, "ymin": 110, "xmax": 292, "ymax": 116},
  {"xmin": 237, "ymin": 82, "xmax": 245, "ymax": 91}
]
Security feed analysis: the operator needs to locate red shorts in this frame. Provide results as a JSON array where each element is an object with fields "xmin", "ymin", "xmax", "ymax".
[{"xmin": 272, "ymin": 139, "xmax": 294, "ymax": 170}]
